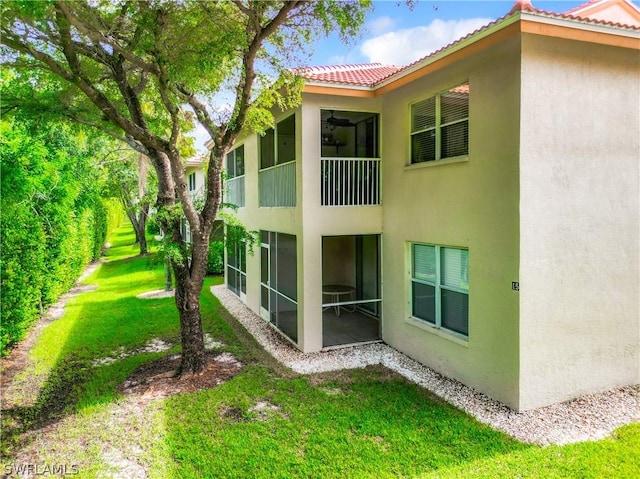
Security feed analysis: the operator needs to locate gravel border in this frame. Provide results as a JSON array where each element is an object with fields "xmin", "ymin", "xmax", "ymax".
[{"xmin": 211, "ymin": 284, "xmax": 640, "ymax": 445}]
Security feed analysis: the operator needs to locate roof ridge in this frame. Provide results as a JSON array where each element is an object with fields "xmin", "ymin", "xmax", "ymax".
[
  {"xmin": 375, "ymin": 1, "xmax": 639, "ymax": 87},
  {"xmin": 565, "ymin": 0, "xmax": 604, "ymax": 14},
  {"xmin": 508, "ymin": 0, "xmax": 537, "ymax": 15},
  {"xmin": 298, "ymin": 1, "xmax": 639, "ymax": 90},
  {"xmin": 298, "ymin": 63, "xmax": 398, "ymax": 74}
]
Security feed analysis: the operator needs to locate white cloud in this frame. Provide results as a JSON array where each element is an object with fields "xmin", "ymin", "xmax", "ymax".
[
  {"xmin": 367, "ymin": 15, "xmax": 397, "ymax": 35},
  {"xmin": 327, "ymin": 54, "xmax": 349, "ymax": 65},
  {"xmin": 360, "ymin": 17, "xmax": 492, "ymax": 66}
]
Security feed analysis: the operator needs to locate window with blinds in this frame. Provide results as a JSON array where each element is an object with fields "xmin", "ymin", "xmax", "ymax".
[
  {"xmin": 225, "ymin": 145, "xmax": 245, "ymax": 179},
  {"xmin": 410, "ymin": 82, "xmax": 469, "ymax": 164},
  {"xmin": 410, "ymin": 243, "xmax": 469, "ymax": 338}
]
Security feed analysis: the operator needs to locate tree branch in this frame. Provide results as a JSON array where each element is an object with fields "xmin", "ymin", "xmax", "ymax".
[
  {"xmin": 175, "ymin": 84, "xmax": 218, "ymax": 140},
  {"xmin": 56, "ymin": 1, "xmax": 161, "ymax": 76}
]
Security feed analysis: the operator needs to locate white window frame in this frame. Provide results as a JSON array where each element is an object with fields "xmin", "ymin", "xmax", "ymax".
[
  {"xmin": 409, "ymin": 242, "xmax": 469, "ymax": 339},
  {"xmin": 259, "ymin": 113, "xmax": 296, "ymax": 171},
  {"xmin": 410, "ymin": 82, "xmax": 469, "ymax": 164},
  {"xmin": 225, "ymin": 145, "xmax": 245, "ymax": 179},
  {"xmin": 188, "ymin": 172, "xmax": 196, "ymax": 192},
  {"xmin": 226, "ymin": 231, "xmax": 247, "ymax": 301}
]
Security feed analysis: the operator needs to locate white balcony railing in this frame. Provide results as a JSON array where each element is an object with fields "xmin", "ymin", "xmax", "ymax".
[
  {"xmin": 225, "ymin": 176, "xmax": 245, "ymax": 207},
  {"xmin": 321, "ymin": 158, "xmax": 380, "ymax": 206},
  {"xmin": 259, "ymin": 161, "xmax": 296, "ymax": 207}
]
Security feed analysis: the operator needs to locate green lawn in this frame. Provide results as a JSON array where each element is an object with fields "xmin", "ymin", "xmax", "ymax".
[{"xmin": 2, "ymin": 224, "xmax": 638, "ymax": 478}]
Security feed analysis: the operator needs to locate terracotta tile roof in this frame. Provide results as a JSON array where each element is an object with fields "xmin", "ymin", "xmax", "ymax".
[
  {"xmin": 388, "ymin": 0, "xmax": 640, "ymax": 84},
  {"xmin": 563, "ymin": 0, "xmax": 640, "ymax": 26},
  {"xmin": 298, "ymin": 1, "xmax": 638, "ymax": 92},
  {"xmin": 296, "ymin": 63, "xmax": 402, "ymax": 87},
  {"xmin": 565, "ymin": 0, "xmax": 607, "ymax": 14},
  {"xmin": 509, "ymin": 0, "xmax": 640, "ymax": 28}
]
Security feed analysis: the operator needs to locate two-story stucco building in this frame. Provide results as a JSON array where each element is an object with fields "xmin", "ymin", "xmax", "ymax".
[{"xmin": 219, "ymin": 0, "xmax": 640, "ymax": 411}]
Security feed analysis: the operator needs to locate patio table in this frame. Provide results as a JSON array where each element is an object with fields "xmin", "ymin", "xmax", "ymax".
[{"xmin": 322, "ymin": 284, "xmax": 356, "ymax": 317}]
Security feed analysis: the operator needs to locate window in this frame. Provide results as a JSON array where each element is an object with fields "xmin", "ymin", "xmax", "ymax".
[
  {"xmin": 259, "ymin": 114, "xmax": 296, "ymax": 207},
  {"xmin": 225, "ymin": 145, "xmax": 245, "ymax": 178},
  {"xmin": 320, "ymin": 110, "xmax": 379, "ymax": 158},
  {"xmin": 224, "ymin": 145, "xmax": 245, "ymax": 208},
  {"xmin": 226, "ymin": 226, "xmax": 246, "ymax": 299},
  {"xmin": 260, "ymin": 114, "xmax": 296, "ymax": 169},
  {"xmin": 260, "ymin": 231, "xmax": 298, "ymax": 342},
  {"xmin": 188, "ymin": 172, "xmax": 196, "ymax": 191},
  {"xmin": 181, "ymin": 218, "xmax": 193, "ymax": 243},
  {"xmin": 410, "ymin": 243, "xmax": 469, "ymax": 337},
  {"xmin": 410, "ymin": 83, "xmax": 469, "ymax": 164}
]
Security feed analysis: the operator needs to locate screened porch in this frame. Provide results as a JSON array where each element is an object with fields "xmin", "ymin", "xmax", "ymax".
[
  {"xmin": 320, "ymin": 110, "xmax": 380, "ymax": 207},
  {"xmin": 321, "ymin": 234, "xmax": 382, "ymax": 348}
]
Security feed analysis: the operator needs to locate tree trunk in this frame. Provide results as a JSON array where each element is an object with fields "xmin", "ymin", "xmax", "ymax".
[
  {"xmin": 151, "ymin": 149, "xmax": 210, "ymax": 375},
  {"xmin": 124, "ymin": 205, "xmax": 147, "ymax": 255},
  {"xmin": 137, "ymin": 226, "xmax": 148, "ymax": 255},
  {"xmin": 164, "ymin": 258, "xmax": 173, "ymax": 291},
  {"xmin": 126, "ymin": 210, "xmax": 140, "ymax": 242},
  {"xmin": 175, "ymin": 291, "xmax": 206, "ymax": 374},
  {"xmin": 173, "ymin": 263, "xmax": 207, "ymax": 374},
  {"xmin": 136, "ymin": 203, "xmax": 149, "ymax": 255}
]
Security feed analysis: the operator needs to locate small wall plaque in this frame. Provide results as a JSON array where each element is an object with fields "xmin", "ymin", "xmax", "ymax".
[{"xmin": 512, "ymin": 282, "xmax": 519, "ymax": 291}]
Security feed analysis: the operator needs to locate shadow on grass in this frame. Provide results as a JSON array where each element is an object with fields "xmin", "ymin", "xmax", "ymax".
[
  {"xmin": 0, "ymin": 225, "xmax": 228, "ymax": 461},
  {"xmin": 3, "ymin": 224, "xmax": 639, "ymax": 477},
  {"xmin": 153, "ymin": 301, "xmax": 531, "ymax": 478}
]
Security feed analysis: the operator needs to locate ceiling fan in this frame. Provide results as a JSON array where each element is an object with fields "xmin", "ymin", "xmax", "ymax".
[{"xmin": 323, "ymin": 111, "xmax": 355, "ymax": 130}]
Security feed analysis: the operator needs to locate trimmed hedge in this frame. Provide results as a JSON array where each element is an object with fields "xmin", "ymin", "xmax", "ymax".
[{"xmin": 0, "ymin": 119, "xmax": 122, "ymax": 355}]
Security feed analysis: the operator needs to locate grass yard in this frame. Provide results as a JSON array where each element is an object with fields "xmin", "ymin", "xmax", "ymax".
[{"xmin": 1, "ymin": 223, "xmax": 639, "ymax": 478}]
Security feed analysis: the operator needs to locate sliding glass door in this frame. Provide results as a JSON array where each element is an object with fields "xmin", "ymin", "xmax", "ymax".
[{"xmin": 260, "ymin": 231, "xmax": 298, "ymax": 343}]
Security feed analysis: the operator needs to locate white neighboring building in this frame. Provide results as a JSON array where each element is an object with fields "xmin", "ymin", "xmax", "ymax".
[{"xmin": 181, "ymin": 155, "xmax": 208, "ymax": 244}]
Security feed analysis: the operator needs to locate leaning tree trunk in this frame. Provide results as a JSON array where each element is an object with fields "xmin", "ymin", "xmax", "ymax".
[
  {"xmin": 123, "ymin": 204, "xmax": 147, "ymax": 255},
  {"xmin": 149, "ymin": 148, "xmax": 213, "ymax": 375},
  {"xmin": 136, "ymin": 154, "xmax": 150, "ymax": 255},
  {"xmin": 126, "ymin": 209, "xmax": 140, "ymax": 242},
  {"xmin": 136, "ymin": 203, "xmax": 149, "ymax": 255}
]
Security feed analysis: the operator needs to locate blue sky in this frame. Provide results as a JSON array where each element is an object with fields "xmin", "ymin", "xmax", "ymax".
[
  {"xmin": 193, "ymin": 1, "xmax": 636, "ymax": 150},
  {"xmin": 310, "ymin": 0, "xmax": 631, "ymax": 67}
]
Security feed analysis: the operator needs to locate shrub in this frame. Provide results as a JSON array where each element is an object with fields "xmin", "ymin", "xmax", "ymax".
[
  {"xmin": 207, "ymin": 241, "xmax": 225, "ymax": 275},
  {"xmin": 0, "ymin": 119, "xmax": 120, "ymax": 355},
  {"xmin": 146, "ymin": 216, "xmax": 161, "ymax": 236}
]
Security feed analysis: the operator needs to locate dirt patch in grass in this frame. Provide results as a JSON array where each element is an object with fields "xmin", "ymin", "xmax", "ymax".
[
  {"xmin": 117, "ymin": 352, "xmax": 242, "ymax": 405},
  {"xmin": 307, "ymin": 364, "xmax": 404, "ymax": 386}
]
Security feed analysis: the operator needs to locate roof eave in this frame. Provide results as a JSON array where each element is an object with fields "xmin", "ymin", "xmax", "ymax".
[
  {"xmin": 302, "ymin": 81, "xmax": 377, "ymax": 98},
  {"xmin": 376, "ymin": 10, "xmax": 639, "ymax": 93},
  {"xmin": 376, "ymin": 13, "xmax": 521, "ymax": 91},
  {"xmin": 520, "ymin": 10, "xmax": 640, "ymax": 36},
  {"xmin": 299, "ymin": 8, "xmax": 639, "ymax": 99}
]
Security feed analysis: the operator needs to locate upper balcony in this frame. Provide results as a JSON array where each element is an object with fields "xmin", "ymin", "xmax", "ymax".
[
  {"xmin": 259, "ymin": 114, "xmax": 297, "ymax": 208},
  {"xmin": 223, "ymin": 110, "xmax": 381, "ymax": 211},
  {"xmin": 320, "ymin": 110, "xmax": 380, "ymax": 207}
]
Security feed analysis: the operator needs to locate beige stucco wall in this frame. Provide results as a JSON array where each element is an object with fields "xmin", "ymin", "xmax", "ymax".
[
  {"xmin": 226, "ymin": 28, "xmax": 639, "ymax": 411},
  {"xmin": 518, "ymin": 34, "xmax": 640, "ymax": 410},
  {"xmin": 299, "ymin": 93, "xmax": 384, "ymax": 352},
  {"xmin": 229, "ymin": 95, "xmax": 384, "ymax": 352},
  {"xmin": 230, "ymin": 111, "xmax": 302, "ymax": 342},
  {"xmin": 380, "ymin": 36, "xmax": 522, "ymax": 409}
]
